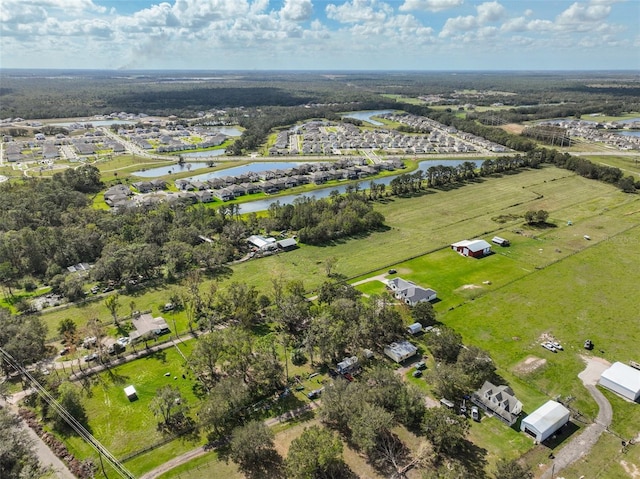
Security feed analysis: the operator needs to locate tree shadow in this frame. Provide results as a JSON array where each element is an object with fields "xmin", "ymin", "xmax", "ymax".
[
  {"xmin": 453, "ymin": 438, "xmax": 489, "ymax": 478},
  {"xmin": 145, "ymin": 349, "xmax": 168, "ymax": 363},
  {"xmin": 103, "ymin": 366, "xmax": 130, "ymax": 386}
]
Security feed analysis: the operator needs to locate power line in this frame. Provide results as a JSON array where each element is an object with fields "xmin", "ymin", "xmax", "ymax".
[{"xmin": 0, "ymin": 347, "xmax": 136, "ymax": 479}]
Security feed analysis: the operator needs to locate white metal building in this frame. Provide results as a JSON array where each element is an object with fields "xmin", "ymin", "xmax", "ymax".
[
  {"xmin": 599, "ymin": 362, "xmax": 640, "ymax": 401},
  {"xmin": 520, "ymin": 400, "xmax": 570, "ymax": 442},
  {"xmin": 384, "ymin": 340, "xmax": 418, "ymax": 363}
]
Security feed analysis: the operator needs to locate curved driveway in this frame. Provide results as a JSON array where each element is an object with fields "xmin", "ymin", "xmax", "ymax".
[{"xmin": 541, "ymin": 357, "xmax": 612, "ymax": 479}]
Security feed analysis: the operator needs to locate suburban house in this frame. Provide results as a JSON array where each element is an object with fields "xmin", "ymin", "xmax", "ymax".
[
  {"xmin": 451, "ymin": 239, "xmax": 492, "ymax": 258},
  {"xmin": 384, "ymin": 340, "xmax": 418, "ymax": 363},
  {"xmin": 471, "ymin": 381, "xmax": 523, "ymax": 426},
  {"xmin": 129, "ymin": 313, "xmax": 170, "ymax": 341},
  {"xmin": 387, "ymin": 277, "xmax": 437, "ymax": 306},
  {"xmin": 599, "ymin": 362, "xmax": 640, "ymax": 401},
  {"xmin": 520, "ymin": 400, "xmax": 570, "ymax": 442}
]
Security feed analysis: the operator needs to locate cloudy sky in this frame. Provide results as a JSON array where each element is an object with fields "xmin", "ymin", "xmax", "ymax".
[{"xmin": 1, "ymin": 0, "xmax": 638, "ymax": 70}]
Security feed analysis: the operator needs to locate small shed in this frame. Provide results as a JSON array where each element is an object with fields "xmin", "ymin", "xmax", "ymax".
[
  {"xmin": 124, "ymin": 385, "xmax": 138, "ymax": 401},
  {"xmin": 599, "ymin": 362, "xmax": 640, "ymax": 401},
  {"xmin": 521, "ymin": 400, "xmax": 570, "ymax": 442},
  {"xmin": 491, "ymin": 236, "xmax": 510, "ymax": 246},
  {"xmin": 277, "ymin": 238, "xmax": 298, "ymax": 250},
  {"xmin": 384, "ymin": 340, "xmax": 418, "ymax": 363},
  {"xmin": 407, "ymin": 322, "xmax": 423, "ymax": 335}
]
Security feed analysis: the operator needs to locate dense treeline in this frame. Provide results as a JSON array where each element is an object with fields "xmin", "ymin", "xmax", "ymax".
[
  {"xmin": 0, "ymin": 168, "xmax": 385, "ymax": 302},
  {"xmin": 0, "ymin": 71, "xmax": 384, "ymax": 119},
  {"xmin": 265, "ymin": 193, "xmax": 385, "ymax": 245}
]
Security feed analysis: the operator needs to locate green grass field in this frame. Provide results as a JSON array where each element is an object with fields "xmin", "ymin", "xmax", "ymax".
[
  {"xmin": 33, "ymin": 164, "xmax": 640, "ymax": 477},
  {"xmin": 59, "ymin": 341, "xmax": 202, "ymax": 470}
]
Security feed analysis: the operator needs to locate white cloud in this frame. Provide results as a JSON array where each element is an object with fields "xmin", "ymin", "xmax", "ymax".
[
  {"xmin": 326, "ymin": 0, "xmax": 392, "ymax": 24},
  {"xmin": 399, "ymin": 0, "xmax": 464, "ymax": 12},
  {"xmin": 439, "ymin": 1, "xmax": 505, "ymax": 37},
  {"xmin": 280, "ymin": 0, "xmax": 313, "ymax": 22},
  {"xmin": 440, "ymin": 15, "xmax": 476, "ymax": 37},
  {"xmin": 476, "ymin": 1, "xmax": 505, "ymax": 23},
  {"xmin": 556, "ymin": 1, "xmax": 612, "ymax": 25}
]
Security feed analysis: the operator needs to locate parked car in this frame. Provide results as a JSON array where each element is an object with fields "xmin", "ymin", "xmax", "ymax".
[
  {"xmin": 307, "ymin": 389, "xmax": 322, "ymax": 399},
  {"xmin": 83, "ymin": 353, "xmax": 98, "ymax": 362},
  {"xmin": 415, "ymin": 361, "xmax": 427, "ymax": 370},
  {"xmin": 388, "ymin": 269, "xmax": 397, "ymax": 274},
  {"xmin": 541, "ymin": 342, "xmax": 556, "ymax": 352},
  {"xmin": 412, "ymin": 370, "xmax": 423, "ymax": 378},
  {"xmin": 116, "ymin": 337, "xmax": 130, "ymax": 347},
  {"xmin": 584, "ymin": 339, "xmax": 594, "ymax": 350},
  {"xmin": 551, "ymin": 341, "xmax": 563, "ymax": 350},
  {"xmin": 162, "ymin": 302, "xmax": 175, "ymax": 312},
  {"xmin": 471, "ymin": 406, "xmax": 480, "ymax": 422},
  {"xmin": 59, "ymin": 347, "xmax": 70, "ymax": 356}
]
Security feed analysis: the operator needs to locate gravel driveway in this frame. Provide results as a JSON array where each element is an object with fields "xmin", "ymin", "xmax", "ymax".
[{"xmin": 540, "ymin": 356, "xmax": 612, "ymax": 479}]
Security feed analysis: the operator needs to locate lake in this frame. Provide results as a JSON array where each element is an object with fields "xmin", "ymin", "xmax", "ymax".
[
  {"xmin": 341, "ymin": 110, "xmax": 395, "ymax": 126},
  {"xmin": 186, "ymin": 162, "xmax": 312, "ymax": 182},
  {"xmin": 615, "ymin": 131, "xmax": 640, "ymax": 137},
  {"xmin": 237, "ymin": 159, "xmax": 483, "ymax": 213},
  {"xmin": 181, "ymin": 149, "xmax": 227, "ymax": 158}
]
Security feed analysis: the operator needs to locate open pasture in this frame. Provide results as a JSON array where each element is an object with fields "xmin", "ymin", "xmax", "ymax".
[
  {"xmin": 61, "ymin": 341, "xmax": 201, "ymax": 472},
  {"xmin": 38, "ymin": 166, "xmax": 637, "ymax": 338},
  {"xmin": 441, "ymin": 222, "xmax": 640, "ymax": 415}
]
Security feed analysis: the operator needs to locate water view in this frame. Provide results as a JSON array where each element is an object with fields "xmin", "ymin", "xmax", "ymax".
[
  {"xmin": 187, "ymin": 162, "xmax": 310, "ymax": 182},
  {"xmin": 341, "ymin": 110, "xmax": 394, "ymax": 126},
  {"xmin": 615, "ymin": 131, "xmax": 640, "ymax": 138},
  {"xmin": 181, "ymin": 149, "xmax": 227, "ymax": 158},
  {"xmin": 238, "ymin": 159, "xmax": 483, "ymax": 214}
]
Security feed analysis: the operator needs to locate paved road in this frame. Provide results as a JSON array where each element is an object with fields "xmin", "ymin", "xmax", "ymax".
[
  {"xmin": 540, "ymin": 357, "xmax": 612, "ymax": 479},
  {"xmin": 0, "ymin": 394, "xmax": 76, "ymax": 479}
]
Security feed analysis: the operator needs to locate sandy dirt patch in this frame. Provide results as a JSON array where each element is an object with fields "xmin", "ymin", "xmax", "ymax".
[
  {"xmin": 620, "ymin": 460, "xmax": 640, "ymax": 479},
  {"xmin": 513, "ymin": 356, "xmax": 547, "ymax": 375},
  {"xmin": 500, "ymin": 123, "xmax": 525, "ymax": 134},
  {"xmin": 458, "ymin": 284, "xmax": 482, "ymax": 291},
  {"xmin": 577, "ymin": 355, "xmax": 611, "ymax": 385}
]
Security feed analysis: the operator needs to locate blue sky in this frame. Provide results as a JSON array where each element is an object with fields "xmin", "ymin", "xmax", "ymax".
[{"xmin": 1, "ymin": 0, "xmax": 638, "ymax": 70}]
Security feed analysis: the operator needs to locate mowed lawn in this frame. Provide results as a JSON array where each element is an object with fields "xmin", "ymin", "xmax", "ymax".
[
  {"xmin": 442, "ymin": 222, "xmax": 640, "ymax": 420},
  {"xmin": 62, "ymin": 340, "xmax": 202, "ymax": 470},
  {"xmin": 39, "ymin": 166, "xmax": 637, "ymax": 340}
]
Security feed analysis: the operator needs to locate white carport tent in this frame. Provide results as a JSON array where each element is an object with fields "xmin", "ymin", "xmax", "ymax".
[
  {"xmin": 599, "ymin": 362, "xmax": 640, "ymax": 401},
  {"xmin": 520, "ymin": 400, "xmax": 570, "ymax": 442}
]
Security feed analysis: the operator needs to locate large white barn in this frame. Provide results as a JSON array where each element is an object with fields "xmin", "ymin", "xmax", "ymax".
[
  {"xmin": 520, "ymin": 400, "xmax": 570, "ymax": 442},
  {"xmin": 599, "ymin": 362, "xmax": 640, "ymax": 401}
]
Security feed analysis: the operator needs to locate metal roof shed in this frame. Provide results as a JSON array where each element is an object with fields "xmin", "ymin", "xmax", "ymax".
[
  {"xmin": 599, "ymin": 362, "xmax": 640, "ymax": 401},
  {"xmin": 384, "ymin": 340, "xmax": 418, "ymax": 363},
  {"xmin": 124, "ymin": 385, "xmax": 138, "ymax": 401},
  {"xmin": 521, "ymin": 400, "xmax": 570, "ymax": 442},
  {"xmin": 407, "ymin": 322, "xmax": 423, "ymax": 335}
]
